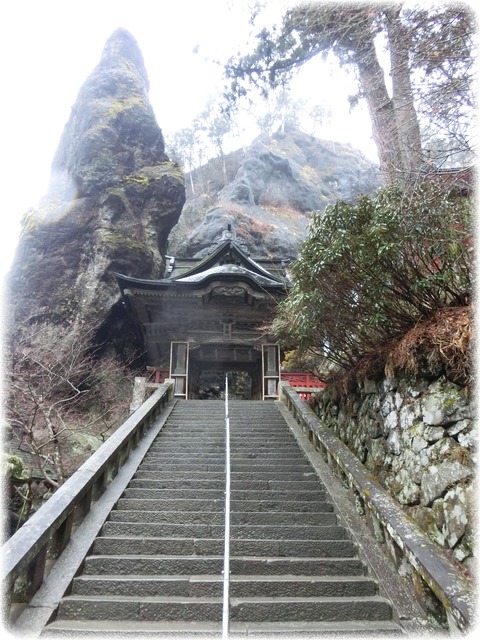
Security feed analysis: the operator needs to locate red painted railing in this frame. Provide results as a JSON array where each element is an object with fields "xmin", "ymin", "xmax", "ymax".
[
  {"xmin": 281, "ymin": 372, "xmax": 325, "ymax": 400},
  {"xmin": 146, "ymin": 367, "xmax": 170, "ymax": 384},
  {"xmin": 145, "ymin": 368, "xmax": 325, "ymax": 400}
]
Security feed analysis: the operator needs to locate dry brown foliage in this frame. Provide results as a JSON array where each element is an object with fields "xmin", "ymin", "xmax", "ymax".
[
  {"xmin": 326, "ymin": 305, "xmax": 472, "ymax": 397},
  {"xmin": 385, "ymin": 306, "xmax": 472, "ymax": 385}
]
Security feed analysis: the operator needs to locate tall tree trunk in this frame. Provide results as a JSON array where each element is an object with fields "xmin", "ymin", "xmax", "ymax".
[
  {"xmin": 218, "ymin": 146, "xmax": 228, "ymax": 186},
  {"xmin": 187, "ymin": 159, "xmax": 196, "ymax": 197},
  {"xmin": 355, "ymin": 36, "xmax": 403, "ymax": 185},
  {"xmin": 385, "ymin": 5, "xmax": 424, "ymax": 180}
]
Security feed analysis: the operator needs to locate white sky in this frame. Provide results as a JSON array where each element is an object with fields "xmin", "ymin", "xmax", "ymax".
[{"xmin": 0, "ymin": 0, "xmax": 379, "ymax": 276}]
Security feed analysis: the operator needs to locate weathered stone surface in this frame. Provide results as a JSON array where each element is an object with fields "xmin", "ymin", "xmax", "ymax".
[
  {"xmin": 420, "ymin": 459, "xmax": 472, "ymax": 506},
  {"xmin": 381, "ymin": 393, "xmax": 396, "ymax": 417},
  {"xmin": 384, "ymin": 411, "xmax": 399, "ymax": 431},
  {"xmin": 394, "ymin": 469, "xmax": 420, "ymax": 505},
  {"xmin": 447, "ymin": 419, "xmax": 471, "ymax": 437},
  {"xmin": 422, "ymin": 380, "xmax": 470, "ymax": 426},
  {"xmin": 399, "ymin": 404, "xmax": 418, "ymax": 429},
  {"xmin": 423, "ymin": 426, "xmax": 445, "ymax": 442},
  {"xmin": 457, "ymin": 426, "xmax": 475, "ymax": 449},
  {"xmin": 367, "ymin": 437, "xmax": 386, "ymax": 469},
  {"xmin": 381, "ymin": 378, "xmax": 397, "ymax": 394},
  {"xmin": 408, "ymin": 505, "xmax": 445, "ymax": 547},
  {"xmin": 168, "ymin": 125, "xmax": 380, "ymax": 260},
  {"xmin": 7, "ymin": 28, "xmax": 185, "ymax": 350},
  {"xmin": 442, "ymin": 484, "xmax": 471, "ymax": 548},
  {"xmin": 386, "ymin": 429, "xmax": 401, "ymax": 455},
  {"xmin": 412, "ymin": 435, "xmax": 428, "ymax": 453},
  {"xmin": 311, "ymin": 374, "xmax": 474, "ymax": 564}
]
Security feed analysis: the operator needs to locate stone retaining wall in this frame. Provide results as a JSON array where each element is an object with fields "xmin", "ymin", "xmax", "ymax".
[{"xmin": 310, "ymin": 374, "xmax": 475, "ymax": 569}]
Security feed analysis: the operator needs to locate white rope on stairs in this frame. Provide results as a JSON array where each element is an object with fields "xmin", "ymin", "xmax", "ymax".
[{"xmin": 222, "ymin": 374, "xmax": 231, "ymax": 639}]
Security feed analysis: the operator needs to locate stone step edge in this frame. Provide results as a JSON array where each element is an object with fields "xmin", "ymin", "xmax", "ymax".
[
  {"xmin": 93, "ymin": 537, "xmax": 348, "ymax": 545},
  {"xmin": 103, "ymin": 520, "xmax": 337, "ymax": 525},
  {"xmin": 74, "ymin": 574, "xmax": 371, "ymax": 584},
  {"xmin": 42, "ymin": 618, "xmax": 403, "ymax": 634},
  {"xmin": 59, "ymin": 594, "xmax": 389, "ymax": 604},
  {"xmin": 84, "ymin": 554, "xmax": 359, "ymax": 562}
]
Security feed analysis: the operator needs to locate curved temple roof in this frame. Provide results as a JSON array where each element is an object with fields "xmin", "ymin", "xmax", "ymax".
[
  {"xmin": 115, "ymin": 237, "xmax": 290, "ymax": 294},
  {"xmin": 176, "ymin": 264, "xmax": 282, "ymax": 287}
]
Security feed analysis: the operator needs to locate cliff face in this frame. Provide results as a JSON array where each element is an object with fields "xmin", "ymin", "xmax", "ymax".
[
  {"xmin": 7, "ymin": 28, "xmax": 380, "ymax": 356},
  {"xmin": 7, "ymin": 29, "xmax": 185, "ymax": 346},
  {"xmin": 168, "ymin": 126, "xmax": 380, "ymax": 260}
]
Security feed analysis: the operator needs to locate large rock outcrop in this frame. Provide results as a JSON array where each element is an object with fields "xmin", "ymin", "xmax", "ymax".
[
  {"xmin": 7, "ymin": 29, "xmax": 185, "ymax": 347},
  {"xmin": 6, "ymin": 29, "xmax": 380, "ymax": 354},
  {"xmin": 168, "ymin": 126, "xmax": 380, "ymax": 260}
]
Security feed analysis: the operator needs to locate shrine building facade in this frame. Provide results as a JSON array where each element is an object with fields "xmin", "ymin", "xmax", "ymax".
[{"xmin": 115, "ymin": 229, "xmax": 290, "ymax": 400}]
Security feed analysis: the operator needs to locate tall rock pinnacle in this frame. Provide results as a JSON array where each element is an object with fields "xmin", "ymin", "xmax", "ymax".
[
  {"xmin": 51, "ymin": 28, "xmax": 167, "ymax": 197},
  {"xmin": 7, "ymin": 28, "xmax": 185, "ymax": 352}
]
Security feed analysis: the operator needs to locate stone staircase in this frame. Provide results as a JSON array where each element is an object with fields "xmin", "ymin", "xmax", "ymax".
[{"xmin": 42, "ymin": 400, "xmax": 404, "ymax": 637}]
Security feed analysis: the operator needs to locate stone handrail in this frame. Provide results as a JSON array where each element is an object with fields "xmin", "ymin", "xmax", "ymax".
[
  {"xmin": 278, "ymin": 381, "xmax": 475, "ymax": 634},
  {"xmin": 2, "ymin": 381, "xmax": 175, "ymax": 607}
]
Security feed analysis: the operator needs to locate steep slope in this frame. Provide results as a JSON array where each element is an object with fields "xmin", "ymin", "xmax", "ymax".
[
  {"xmin": 168, "ymin": 126, "xmax": 380, "ymax": 260},
  {"xmin": 6, "ymin": 29, "xmax": 185, "ymax": 346},
  {"xmin": 42, "ymin": 400, "xmax": 403, "ymax": 637}
]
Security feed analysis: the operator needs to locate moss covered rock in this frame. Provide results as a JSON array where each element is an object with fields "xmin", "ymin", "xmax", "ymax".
[{"xmin": 7, "ymin": 29, "xmax": 185, "ymax": 353}]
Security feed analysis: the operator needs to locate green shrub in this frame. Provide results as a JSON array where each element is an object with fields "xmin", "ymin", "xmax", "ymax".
[{"xmin": 273, "ymin": 181, "xmax": 472, "ymax": 375}]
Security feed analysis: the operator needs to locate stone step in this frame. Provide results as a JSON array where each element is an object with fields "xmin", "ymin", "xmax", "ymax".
[
  {"xmin": 149, "ymin": 438, "xmax": 223, "ymax": 444},
  {"xmin": 129, "ymin": 478, "xmax": 226, "ymax": 490},
  {"xmin": 142, "ymin": 452, "xmax": 308, "ymax": 466},
  {"xmin": 231, "ymin": 439, "xmax": 300, "ymax": 444},
  {"xmin": 108, "ymin": 510, "xmax": 226, "ymax": 524},
  {"xmin": 72, "ymin": 574, "xmax": 375, "ymax": 598},
  {"xmin": 144, "ymin": 451, "xmax": 306, "ymax": 459},
  {"xmin": 228, "ymin": 434, "xmax": 298, "ymax": 438},
  {"xmin": 56, "ymin": 594, "xmax": 391, "ymax": 623},
  {"xmin": 57, "ymin": 594, "xmax": 222, "ymax": 622},
  {"xmin": 102, "ymin": 522, "xmax": 342, "ymax": 540},
  {"xmin": 229, "ymin": 462, "xmax": 312, "ymax": 469},
  {"xmin": 231, "ymin": 472, "xmax": 320, "ymax": 481},
  {"xmin": 123, "ymin": 488, "xmax": 327, "ymax": 502},
  {"xmin": 115, "ymin": 499, "xmax": 225, "ymax": 512},
  {"xmin": 133, "ymin": 470, "xmax": 319, "ymax": 481},
  {"xmin": 101, "ymin": 521, "xmax": 222, "ymax": 538},
  {"xmin": 108, "ymin": 510, "xmax": 338, "ymax": 526},
  {"xmin": 166, "ymin": 422, "xmax": 291, "ymax": 427},
  {"xmin": 133, "ymin": 470, "xmax": 226, "ymax": 481},
  {"xmin": 82, "ymin": 555, "xmax": 366, "ymax": 577},
  {"xmin": 231, "ymin": 452, "xmax": 307, "ymax": 458},
  {"xmin": 154, "ymin": 426, "xmax": 223, "ymax": 431},
  {"xmin": 148, "ymin": 439, "xmax": 225, "ymax": 445},
  {"xmin": 169, "ymin": 424, "xmax": 249, "ymax": 429},
  {"xmin": 115, "ymin": 498, "xmax": 331, "ymax": 513},
  {"xmin": 137, "ymin": 465, "xmax": 313, "ymax": 475},
  {"xmin": 139, "ymin": 460, "xmax": 312, "ymax": 468},
  {"xmin": 155, "ymin": 429, "xmax": 292, "ymax": 434},
  {"xmin": 150, "ymin": 438, "xmax": 298, "ymax": 442},
  {"xmin": 142, "ymin": 447, "xmax": 225, "ymax": 464},
  {"xmin": 40, "ymin": 400, "xmax": 404, "ymax": 637},
  {"xmin": 92, "ymin": 537, "xmax": 357, "ymax": 558},
  {"xmin": 230, "ymin": 596, "xmax": 392, "ymax": 623},
  {"xmin": 128, "ymin": 478, "xmax": 325, "ymax": 491},
  {"xmin": 41, "ymin": 618, "xmax": 404, "ymax": 636},
  {"xmin": 138, "ymin": 463, "xmax": 226, "ymax": 471}
]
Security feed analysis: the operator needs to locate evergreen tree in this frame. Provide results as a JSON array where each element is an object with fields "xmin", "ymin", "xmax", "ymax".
[{"xmin": 225, "ymin": 1, "xmax": 475, "ymax": 184}]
